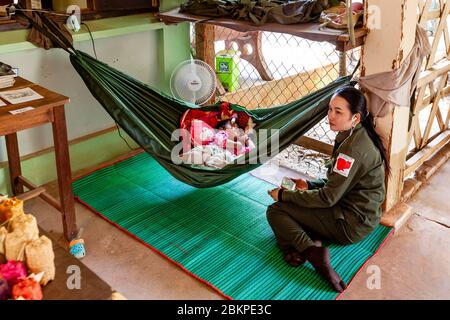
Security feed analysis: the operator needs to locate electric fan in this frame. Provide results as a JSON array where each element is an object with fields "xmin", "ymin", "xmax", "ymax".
[{"xmin": 170, "ymin": 59, "xmax": 217, "ymax": 105}]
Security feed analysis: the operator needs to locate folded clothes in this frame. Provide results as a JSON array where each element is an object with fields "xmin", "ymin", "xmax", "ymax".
[{"xmin": 180, "ymin": 144, "xmax": 236, "ymax": 169}]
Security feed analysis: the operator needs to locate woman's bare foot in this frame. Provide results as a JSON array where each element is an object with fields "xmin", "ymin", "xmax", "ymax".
[
  {"xmin": 303, "ymin": 246, "xmax": 347, "ymax": 292},
  {"xmin": 282, "ymin": 248, "xmax": 306, "ymax": 267}
]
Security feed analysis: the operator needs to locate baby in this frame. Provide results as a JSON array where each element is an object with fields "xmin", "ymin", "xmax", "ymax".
[
  {"xmin": 215, "ymin": 117, "xmax": 255, "ymax": 156},
  {"xmin": 180, "ymin": 114, "xmax": 256, "ymax": 169}
]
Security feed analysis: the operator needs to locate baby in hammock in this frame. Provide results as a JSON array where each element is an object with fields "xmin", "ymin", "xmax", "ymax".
[
  {"xmin": 180, "ymin": 117, "xmax": 255, "ymax": 169},
  {"xmin": 214, "ymin": 117, "xmax": 255, "ymax": 156}
]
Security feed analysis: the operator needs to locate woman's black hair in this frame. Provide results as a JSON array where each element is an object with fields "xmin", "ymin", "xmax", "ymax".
[{"xmin": 333, "ymin": 86, "xmax": 390, "ymax": 176}]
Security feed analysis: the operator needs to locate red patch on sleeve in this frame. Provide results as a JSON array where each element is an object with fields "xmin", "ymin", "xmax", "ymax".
[
  {"xmin": 336, "ymin": 158, "xmax": 352, "ymax": 171},
  {"xmin": 333, "ymin": 153, "xmax": 355, "ymax": 177}
]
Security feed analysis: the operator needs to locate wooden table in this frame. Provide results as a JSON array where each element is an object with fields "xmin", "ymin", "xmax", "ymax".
[{"xmin": 0, "ymin": 77, "xmax": 77, "ymax": 241}]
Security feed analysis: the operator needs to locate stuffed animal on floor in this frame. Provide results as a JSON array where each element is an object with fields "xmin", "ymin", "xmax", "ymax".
[{"xmin": 0, "ymin": 197, "xmax": 24, "ymax": 226}]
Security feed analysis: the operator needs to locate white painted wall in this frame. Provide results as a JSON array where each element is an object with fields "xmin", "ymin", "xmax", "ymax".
[{"xmin": 0, "ymin": 30, "xmax": 161, "ymax": 162}]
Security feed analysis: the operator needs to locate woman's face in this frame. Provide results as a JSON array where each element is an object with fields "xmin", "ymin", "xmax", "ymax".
[{"xmin": 327, "ymin": 95, "xmax": 359, "ymax": 132}]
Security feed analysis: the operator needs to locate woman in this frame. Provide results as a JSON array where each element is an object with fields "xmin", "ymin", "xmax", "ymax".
[{"xmin": 267, "ymin": 86, "xmax": 389, "ymax": 293}]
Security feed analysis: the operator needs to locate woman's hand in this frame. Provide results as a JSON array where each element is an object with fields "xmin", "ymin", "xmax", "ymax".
[
  {"xmin": 291, "ymin": 178, "xmax": 308, "ymax": 190},
  {"xmin": 268, "ymin": 188, "xmax": 280, "ymax": 201}
]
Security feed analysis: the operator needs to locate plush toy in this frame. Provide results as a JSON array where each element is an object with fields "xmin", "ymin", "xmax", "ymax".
[
  {"xmin": 190, "ymin": 119, "xmax": 215, "ymax": 146},
  {"xmin": 0, "ymin": 274, "xmax": 10, "ymax": 300},
  {"xmin": 182, "ymin": 109, "xmax": 220, "ymax": 130},
  {"xmin": 193, "ymin": 110, "xmax": 220, "ymax": 128},
  {"xmin": 12, "ymin": 277, "xmax": 43, "ymax": 300},
  {"xmin": 219, "ymin": 102, "xmax": 235, "ymax": 120},
  {"xmin": 0, "ymin": 260, "xmax": 27, "ymax": 287},
  {"xmin": 238, "ymin": 112, "xmax": 256, "ymax": 135},
  {"xmin": 0, "ymin": 197, "xmax": 24, "ymax": 225},
  {"xmin": 237, "ymin": 111, "xmax": 250, "ymax": 129},
  {"xmin": 69, "ymin": 238, "xmax": 86, "ymax": 259}
]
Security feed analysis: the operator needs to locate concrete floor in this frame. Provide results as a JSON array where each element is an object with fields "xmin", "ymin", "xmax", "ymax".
[{"xmin": 24, "ymin": 157, "xmax": 450, "ymax": 300}]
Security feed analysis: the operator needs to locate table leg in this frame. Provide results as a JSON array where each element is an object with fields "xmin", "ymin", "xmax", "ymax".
[
  {"xmin": 5, "ymin": 133, "xmax": 24, "ymax": 195},
  {"xmin": 52, "ymin": 106, "xmax": 77, "ymax": 241}
]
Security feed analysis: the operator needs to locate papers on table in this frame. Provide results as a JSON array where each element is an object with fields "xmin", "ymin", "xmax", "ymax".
[
  {"xmin": 0, "ymin": 98, "xmax": 5, "ymax": 107},
  {"xmin": 0, "ymin": 87, "xmax": 43, "ymax": 105},
  {"xmin": 9, "ymin": 106, "xmax": 35, "ymax": 115}
]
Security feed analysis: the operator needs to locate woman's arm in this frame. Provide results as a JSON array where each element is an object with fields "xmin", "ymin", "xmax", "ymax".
[
  {"xmin": 281, "ymin": 151, "xmax": 365, "ymax": 208},
  {"xmin": 306, "ymin": 178, "xmax": 328, "ymax": 190}
]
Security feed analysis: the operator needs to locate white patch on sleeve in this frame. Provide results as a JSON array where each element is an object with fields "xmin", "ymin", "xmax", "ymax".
[{"xmin": 333, "ymin": 153, "xmax": 355, "ymax": 178}]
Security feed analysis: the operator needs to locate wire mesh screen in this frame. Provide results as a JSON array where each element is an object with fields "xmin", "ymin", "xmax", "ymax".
[{"xmin": 191, "ymin": 23, "xmax": 360, "ymax": 178}]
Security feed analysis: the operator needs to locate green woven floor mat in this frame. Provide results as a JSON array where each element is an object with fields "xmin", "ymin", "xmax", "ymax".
[{"xmin": 72, "ymin": 152, "xmax": 393, "ymax": 300}]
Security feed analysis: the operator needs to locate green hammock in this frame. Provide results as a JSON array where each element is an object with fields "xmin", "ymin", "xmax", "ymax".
[{"xmin": 19, "ymin": 9, "xmax": 356, "ymax": 188}]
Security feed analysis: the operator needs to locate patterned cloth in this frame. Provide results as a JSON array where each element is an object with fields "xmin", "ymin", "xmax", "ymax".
[{"xmin": 180, "ymin": 0, "xmax": 332, "ymax": 25}]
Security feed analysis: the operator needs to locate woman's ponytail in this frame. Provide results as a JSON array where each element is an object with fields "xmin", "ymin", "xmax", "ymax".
[{"xmin": 361, "ymin": 112, "xmax": 390, "ymax": 176}]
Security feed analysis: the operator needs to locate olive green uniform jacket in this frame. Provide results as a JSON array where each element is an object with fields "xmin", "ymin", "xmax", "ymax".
[{"xmin": 280, "ymin": 123, "xmax": 386, "ymax": 242}]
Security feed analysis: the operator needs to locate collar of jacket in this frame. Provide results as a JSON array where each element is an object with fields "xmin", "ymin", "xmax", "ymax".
[{"xmin": 335, "ymin": 122, "xmax": 362, "ymax": 144}]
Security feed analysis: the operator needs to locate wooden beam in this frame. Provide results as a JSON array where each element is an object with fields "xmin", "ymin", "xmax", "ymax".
[
  {"xmin": 405, "ymin": 129, "xmax": 450, "ymax": 176},
  {"xmin": 195, "ymin": 23, "xmax": 216, "ymax": 105},
  {"xmin": 420, "ymin": 9, "xmax": 445, "ymax": 21},
  {"xmin": 418, "ymin": 0, "xmax": 433, "ymax": 26},
  {"xmin": 417, "ymin": 59, "xmax": 450, "ymax": 88},
  {"xmin": 413, "ymin": 116, "xmax": 423, "ymax": 150},
  {"xmin": 420, "ymin": 73, "xmax": 448, "ymax": 148},
  {"xmin": 419, "ymin": 83, "xmax": 450, "ymax": 108},
  {"xmin": 436, "ymin": 106, "xmax": 445, "ymax": 131},
  {"xmin": 408, "ymin": 83, "xmax": 427, "ymax": 156},
  {"xmin": 445, "ymin": 98, "xmax": 450, "ymax": 128},
  {"xmin": 195, "ymin": 23, "xmax": 215, "ymax": 67},
  {"xmin": 294, "ymin": 136, "xmax": 333, "ymax": 155},
  {"xmin": 426, "ymin": 0, "xmax": 450, "ymax": 69},
  {"xmin": 16, "ymin": 187, "xmax": 46, "ymax": 202},
  {"xmin": 17, "ymin": 176, "xmax": 62, "ymax": 212}
]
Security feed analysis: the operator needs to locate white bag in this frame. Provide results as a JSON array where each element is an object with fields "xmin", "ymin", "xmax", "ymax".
[
  {"xmin": 0, "ymin": 226, "xmax": 7, "ymax": 256},
  {"xmin": 10, "ymin": 214, "xmax": 39, "ymax": 240},
  {"xmin": 5, "ymin": 230, "xmax": 28, "ymax": 261},
  {"xmin": 25, "ymin": 236, "xmax": 55, "ymax": 286}
]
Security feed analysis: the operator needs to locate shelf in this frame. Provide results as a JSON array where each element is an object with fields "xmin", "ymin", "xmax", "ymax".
[{"xmin": 157, "ymin": 8, "xmax": 367, "ymax": 50}]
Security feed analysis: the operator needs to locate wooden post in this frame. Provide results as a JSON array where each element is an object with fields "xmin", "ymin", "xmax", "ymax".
[
  {"xmin": 363, "ymin": 0, "xmax": 419, "ymax": 214},
  {"xmin": 195, "ymin": 23, "xmax": 216, "ymax": 105},
  {"xmin": 338, "ymin": 50, "xmax": 347, "ymax": 77},
  {"xmin": 195, "ymin": 24, "xmax": 215, "ymax": 68}
]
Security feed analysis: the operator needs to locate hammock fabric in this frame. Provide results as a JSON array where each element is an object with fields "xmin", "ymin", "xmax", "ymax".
[{"xmin": 18, "ymin": 9, "xmax": 356, "ymax": 188}]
